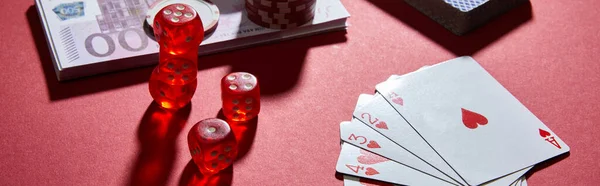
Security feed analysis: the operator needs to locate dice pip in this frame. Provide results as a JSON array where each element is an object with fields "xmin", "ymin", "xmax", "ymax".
[
  {"xmin": 221, "ymin": 72, "xmax": 261, "ymax": 121},
  {"xmin": 148, "ymin": 3, "xmax": 204, "ymax": 110},
  {"xmin": 188, "ymin": 118, "xmax": 238, "ymax": 175}
]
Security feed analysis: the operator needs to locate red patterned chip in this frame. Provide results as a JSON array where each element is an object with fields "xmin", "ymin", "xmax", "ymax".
[
  {"xmin": 246, "ymin": 10, "xmax": 313, "ymax": 29},
  {"xmin": 245, "ymin": 1, "xmax": 315, "ymax": 20},
  {"xmin": 246, "ymin": 7, "xmax": 313, "ymax": 25},
  {"xmin": 247, "ymin": 0, "xmax": 314, "ymax": 8},
  {"xmin": 246, "ymin": 0, "xmax": 315, "ymax": 13},
  {"xmin": 245, "ymin": 0, "xmax": 316, "ymax": 29}
]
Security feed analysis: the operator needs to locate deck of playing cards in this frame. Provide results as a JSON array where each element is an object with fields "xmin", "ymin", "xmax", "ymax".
[
  {"xmin": 335, "ymin": 56, "xmax": 569, "ymax": 186},
  {"xmin": 403, "ymin": 0, "xmax": 529, "ymax": 35}
]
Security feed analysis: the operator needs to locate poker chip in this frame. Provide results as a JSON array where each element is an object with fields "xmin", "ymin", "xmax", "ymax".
[
  {"xmin": 246, "ymin": 0, "xmax": 315, "ymax": 12},
  {"xmin": 245, "ymin": 0, "xmax": 316, "ymax": 29},
  {"xmin": 246, "ymin": 2, "xmax": 315, "ymax": 22},
  {"xmin": 144, "ymin": 0, "xmax": 220, "ymax": 40},
  {"xmin": 245, "ymin": 0, "xmax": 316, "ymax": 20},
  {"xmin": 246, "ymin": 12, "xmax": 311, "ymax": 29},
  {"xmin": 246, "ymin": 6, "xmax": 314, "ymax": 25}
]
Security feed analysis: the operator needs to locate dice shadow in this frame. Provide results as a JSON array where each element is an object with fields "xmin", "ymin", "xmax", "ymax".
[
  {"xmin": 365, "ymin": 0, "xmax": 532, "ymax": 55},
  {"xmin": 215, "ymin": 109, "xmax": 258, "ymax": 161},
  {"xmin": 128, "ymin": 102, "xmax": 191, "ymax": 186},
  {"xmin": 198, "ymin": 31, "xmax": 348, "ymax": 96},
  {"xmin": 178, "ymin": 160, "xmax": 234, "ymax": 186}
]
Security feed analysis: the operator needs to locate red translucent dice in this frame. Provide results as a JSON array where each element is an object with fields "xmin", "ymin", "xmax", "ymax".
[
  {"xmin": 153, "ymin": 3, "xmax": 205, "ymax": 55},
  {"xmin": 221, "ymin": 72, "xmax": 261, "ymax": 121},
  {"xmin": 149, "ymin": 3, "xmax": 204, "ymax": 110},
  {"xmin": 188, "ymin": 118, "xmax": 238, "ymax": 175}
]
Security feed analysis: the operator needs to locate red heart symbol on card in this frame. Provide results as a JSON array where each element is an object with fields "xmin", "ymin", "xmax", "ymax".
[
  {"xmin": 461, "ymin": 108, "xmax": 488, "ymax": 129},
  {"xmin": 359, "ymin": 178, "xmax": 393, "ymax": 186},
  {"xmin": 375, "ymin": 122, "xmax": 388, "ymax": 130},
  {"xmin": 392, "ymin": 97, "xmax": 404, "ymax": 106},
  {"xmin": 365, "ymin": 167, "xmax": 380, "ymax": 176},
  {"xmin": 366, "ymin": 140, "xmax": 381, "ymax": 148},
  {"xmin": 539, "ymin": 129, "xmax": 551, "ymax": 138},
  {"xmin": 358, "ymin": 149, "xmax": 389, "ymax": 165}
]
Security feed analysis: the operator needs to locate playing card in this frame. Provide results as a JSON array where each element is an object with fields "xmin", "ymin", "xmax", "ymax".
[
  {"xmin": 402, "ymin": 0, "xmax": 529, "ymax": 35},
  {"xmin": 381, "ymin": 71, "xmax": 534, "ymax": 186},
  {"xmin": 354, "ymin": 66, "xmax": 469, "ymax": 185},
  {"xmin": 335, "ymin": 143, "xmax": 454, "ymax": 186},
  {"xmin": 352, "ymin": 93, "xmax": 466, "ymax": 185},
  {"xmin": 343, "ymin": 170, "xmax": 530, "ymax": 186},
  {"xmin": 375, "ymin": 56, "xmax": 570, "ymax": 185},
  {"xmin": 341, "ymin": 120, "xmax": 459, "ymax": 185},
  {"xmin": 342, "ymin": 119, "xmax": 533, "ymax": 186},
  {"xmin": 344, "ymin": 94, "xmax": 460, "ymax": 185},
  {"xmin": 348, "ymin": 93, "xmax": 532, "ymax": 186},
  {"xmin": 343, "ymin": 175, "xmax": 396, "ymax": 186},
  {"xmin": 339, "ymin": 135, "xmax": 531, "ymax": 186}
]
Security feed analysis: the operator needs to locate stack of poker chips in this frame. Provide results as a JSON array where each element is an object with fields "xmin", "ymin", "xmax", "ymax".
[{"xmin": 245, "ymin": 0, "xmax": 316, "ymax": 29}]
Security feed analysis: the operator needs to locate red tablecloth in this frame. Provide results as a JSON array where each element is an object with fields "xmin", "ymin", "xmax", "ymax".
[{"xmin": 2, "ymin": 0, "xmax": 598, "ymax": 185}]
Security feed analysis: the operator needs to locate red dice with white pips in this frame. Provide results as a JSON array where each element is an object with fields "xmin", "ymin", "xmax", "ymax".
[
  {"xmin": 188, "ymin": 118, "xmax": 238, "ymax": 175},
  {"xmin": 148, "ymin": 3, "xmax": 204, "ymax": 110},
  {"xmin": 221, "ymin": 72, "xmax": 261, "ymax": 121}
]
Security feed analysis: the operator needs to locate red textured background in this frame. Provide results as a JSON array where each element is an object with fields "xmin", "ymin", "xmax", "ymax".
[{"xmin": 2, "ymin": 0, "xmax": 599, "ymax": 185}]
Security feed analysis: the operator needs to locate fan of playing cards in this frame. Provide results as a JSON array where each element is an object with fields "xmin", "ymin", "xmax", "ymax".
[{"xmin": 336, "ymin": 57, "xmax": 570, "ymax": 186}]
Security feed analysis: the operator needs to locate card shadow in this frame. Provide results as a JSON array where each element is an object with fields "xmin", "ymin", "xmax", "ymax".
[
  {"xmin": 335, "ymin": 172, "xmax": 395, "ymax": 186},
  {"xmin": 334, "ymin": 172, "xmax": 344, "ymax": 181},
  {"xmin": 366, "ymin": 0, "xmax": 533, "ymax": 56},
  {"xmin": 128, "ymin": 102, "xmax": 191, "ymax": 186},
  {"xmin": 525, "ymin": 152, "xmax": 570, "ymax": 179},
  {"xmin": 27, "ymin": 6, "xmax": 347, "ymax": 101}
]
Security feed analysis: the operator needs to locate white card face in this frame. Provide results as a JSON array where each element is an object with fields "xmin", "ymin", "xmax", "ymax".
[
  {"xmin": 351, "ymin": 94, "xmax": 530, "ymax": 186},
  {"xmin": 336, "ymin": 143, "xmax": 454, "ymax": 186},
  {"xmin": 343, "ymin": 175, "xmax": 398, "ymax": 186},
  {"xmin": 340, "ymin": 120, "xmax": 459, "ymax": 185},
  {"xmin": 338, "ymin": 142, "xmax": 531, "ymax": 186},
  {"xmin": 352, "ymin": 93, "xmax": 466, "ymax": 185},
  {"xmin": 375, "ymin": 56, "xmax": 570, "ymax": 185},
  {"xmin": 347, "ymin": 94, "xmax": 459, "ymax": 185},
  {"xmin": 386, "ymin": 73, "xmax": 533, "ymax": 186}
]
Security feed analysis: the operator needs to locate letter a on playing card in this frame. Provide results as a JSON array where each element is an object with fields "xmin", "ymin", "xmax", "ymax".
[{"xmin": 375, "ymin": 57, "xmax": 570, "ymax": 185}]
